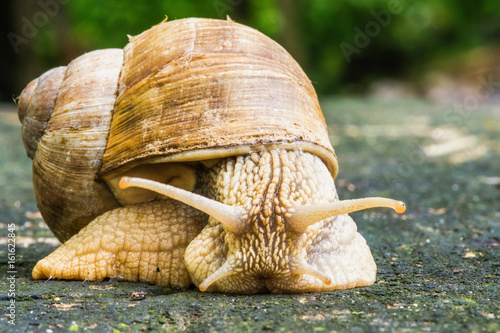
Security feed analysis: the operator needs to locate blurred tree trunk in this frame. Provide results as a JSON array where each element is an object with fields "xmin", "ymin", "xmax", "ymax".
[
  {"xmin": 11, "ymin": 0, "xmax": 44, "ymax": 95},
  {"xmin": 1, "ymin": 0, "xmax": 17, "ymax": 101},
  {"xmin": 11, "ymin": 0, "xmax": 85, "ymax": 96},
  {"xmin": 278, "ymin": 0, "xmax": 308, "ymax": 71}
]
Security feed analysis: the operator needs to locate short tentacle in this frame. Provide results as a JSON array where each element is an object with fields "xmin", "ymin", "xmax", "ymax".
[
  {"xmin": 198, "ymin": 259, "xmax": 241, "ymax": 292},
  {"xmin": 290, "ymin": 259, "xmax": 332, "ymax": 285}
]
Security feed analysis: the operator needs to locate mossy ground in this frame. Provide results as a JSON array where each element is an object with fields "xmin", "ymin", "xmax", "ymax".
[{"xmin": 1, "ymin": 98, "xmax": 499, "ymax": 332}]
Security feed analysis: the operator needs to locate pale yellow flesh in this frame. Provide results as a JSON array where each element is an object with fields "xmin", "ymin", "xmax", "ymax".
[
  {"xmin": 33, "ymin": 200, "xmax": 205, "ymax": 287},
  {"xmin": 183, "ymin": 150, "xmax": 378, "ymax": 293},
  {"xmin": 33, "ymin": 150, "xmax": 404, "ymax": 293}
]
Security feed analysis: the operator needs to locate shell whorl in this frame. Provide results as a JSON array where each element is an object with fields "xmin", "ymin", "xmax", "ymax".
[
  {"xmin": 102, "ymin": 18, "xmax": 338, "ymax": 178},
  {"xmin": 21, "ymin": 49, "xmax": 124, "ymax": 242},
  {"xmin": 18, "ymin": 67, "xmax": 66, "ymax": 159}
]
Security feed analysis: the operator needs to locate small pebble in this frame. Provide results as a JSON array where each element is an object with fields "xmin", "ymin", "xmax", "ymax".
[{"xmin": 130, "ymin": 291, "xmax": 148, "ymax": 301}]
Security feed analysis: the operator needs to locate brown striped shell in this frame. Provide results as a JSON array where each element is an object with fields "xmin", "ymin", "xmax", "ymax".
[{"xmin": 18, "ymin": 18, "xmax": 337, "ymax": 242}]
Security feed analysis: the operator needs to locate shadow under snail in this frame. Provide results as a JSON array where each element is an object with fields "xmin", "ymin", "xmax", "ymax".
[{"xmin": 17, "ymin": 17, "xmax": 405, "ymax": 294}]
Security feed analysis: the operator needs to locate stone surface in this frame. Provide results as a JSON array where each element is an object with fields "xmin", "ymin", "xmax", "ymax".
[{"xmin": 1, "ymin": 97, "xmax": 499, "ymax": 332}]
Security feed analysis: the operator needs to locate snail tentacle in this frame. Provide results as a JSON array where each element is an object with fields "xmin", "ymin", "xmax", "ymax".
[
  {"xmin": 119, "ymin": 177, "xmax": 248, "ymax": 235},
  {"xmin": 290, "ymin": 259, "xmax": 332, "ymax": 285},
  {"xmin": 289, "ymin": 197, "xmax": 406, "ymax": 233},
  {"xmin": 198, "ymin": 259, "xmax": 240, "ymax": 292}
]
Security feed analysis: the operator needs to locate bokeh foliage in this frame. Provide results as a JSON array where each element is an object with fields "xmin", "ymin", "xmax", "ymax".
[{"xmin": 6, "ymin": 0, "xmax": 500, "ymax": 99}]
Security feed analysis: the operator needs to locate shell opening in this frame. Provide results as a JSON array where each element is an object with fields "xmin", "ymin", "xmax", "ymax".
[
  {"xmin": 289, "ymin": 197, "xmax": 406, "ymax": 233},
  {"xmin": 119, "ymin": 176, "xmax": 248, "ymax": 235}
]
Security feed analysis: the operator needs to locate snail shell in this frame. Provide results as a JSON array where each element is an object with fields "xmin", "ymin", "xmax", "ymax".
[
  {"xmin": 19, "ymin": 49, "xmax": 123, "ymax": 241},
  {"xmin": 18, "ymin": 18, "xmax": 405, "ymax": 293},
  {"xmin": 19, "ymin": 18, "xmax": 337, "ymax": 242}
]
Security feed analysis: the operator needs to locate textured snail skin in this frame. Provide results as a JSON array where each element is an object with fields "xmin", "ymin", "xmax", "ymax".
[
  {"xmin": 186, "ymin": 150, "xmax": 375, "ymax": 293},
  {"xmin": 33, "ymin": 200, "xmax": 205, "ymax": 287},
  {"xmin": 33, "ymin": 150, "xmax": 376, "ymax": 293}
]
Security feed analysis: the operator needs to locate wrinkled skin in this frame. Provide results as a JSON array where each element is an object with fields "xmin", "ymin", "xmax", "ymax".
[{"xmin": 33, "ymin": 150, "xmax": 376, "ymax": 293}]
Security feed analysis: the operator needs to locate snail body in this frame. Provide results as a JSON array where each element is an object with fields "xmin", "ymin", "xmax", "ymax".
[{"xmin": 18, "ymin": 18, "xmax": 405, "ymax": 293}]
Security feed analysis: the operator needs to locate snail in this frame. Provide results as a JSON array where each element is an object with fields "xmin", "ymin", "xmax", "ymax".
[{"xmin": 18, "ymin": 17, "xmax": 405, "ymax": 294}]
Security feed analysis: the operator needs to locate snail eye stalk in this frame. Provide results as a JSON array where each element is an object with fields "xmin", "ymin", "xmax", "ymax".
[
  {"xmin": 289, "ymin": 197, "xmax": 406, "ymax": 233},
  {"xmin": 119, "ymin": 177, "xmax": 248, "ymax": 235}
]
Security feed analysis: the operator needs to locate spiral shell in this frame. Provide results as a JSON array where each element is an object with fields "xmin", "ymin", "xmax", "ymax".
[
  {"xmin": 18, "ymin": 18, "xmax": 338, "ymax": 242},
  {"xmin": 19, "ymin": 49, "xmax": 123, "ymax": 241},
  {"xmin": 18, "ymin": 66, "xmax": 65, "ymax": 159},
  {"xmin": 102, "ymin": 18, "xmax": 337, "ymax": 177}
]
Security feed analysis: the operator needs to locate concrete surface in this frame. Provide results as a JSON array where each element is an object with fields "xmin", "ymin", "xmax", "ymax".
[{"xmin": 1, "ymin": 97, "xmax": 499, "ymax": 332}]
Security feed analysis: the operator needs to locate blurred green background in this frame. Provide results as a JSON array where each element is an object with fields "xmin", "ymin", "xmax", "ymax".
[{"xmin": 1, "ymin": 0, "xmax": 500, "ymax": 102}]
